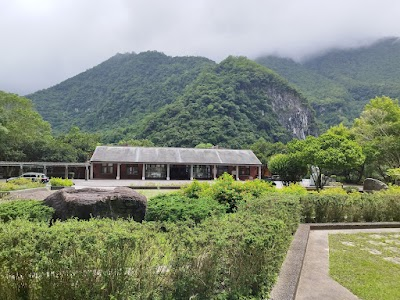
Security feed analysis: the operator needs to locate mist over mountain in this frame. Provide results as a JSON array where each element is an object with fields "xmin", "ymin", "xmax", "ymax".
[{"xmin": 256, "ymin": 37, "xmax": 400, "ymax": 128}]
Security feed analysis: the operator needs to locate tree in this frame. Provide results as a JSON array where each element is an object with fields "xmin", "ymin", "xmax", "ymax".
[
  {"xmin": 273, "ymin": 124, "xmax": 365, "ymax": 190},
  {"xmin": 0, "ymin": 91, "xmax": 54, "ymax": 161},
  {"xmin": 268, "ymin": 153, "xmax": 307, "ymax": 184},
  {"xmin": 56, "ymin": 126, "xmax": 100, "ymax": 162},
  {"xmin": 352, "ymin": 96, "xmax": 400, "ymax": 180},
  {"xmin": 249, "ymin": 138, "xmax": 286, "ymax": 165},
  {"xmin": 117, "ymin": 139, "xmax": 155, "ymax": 147},
  {"xmin": 300, "ymin": 124, "xmax": 365, "ymax": 189}
]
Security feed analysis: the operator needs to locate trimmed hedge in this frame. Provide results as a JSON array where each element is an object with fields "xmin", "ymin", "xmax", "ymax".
[
  {"xmin": 300, "ymin": 189, "xmax": 400, "ymax": 223},
  {"xmin": 0, "ymin": 200, "xmax": 54, "ymax": 222},
  {"xmin": 0, "ymin": 194, "xmax": 300, "ymax": 300},
  {"xmin": 145, "ymin": 192, "xmax": 226, "ymax": 223}
]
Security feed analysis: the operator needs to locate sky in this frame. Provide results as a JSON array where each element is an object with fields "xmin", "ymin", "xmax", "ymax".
[{"xmin": 1, "ymin": 0, "xmax": 400, "ymax": 95}]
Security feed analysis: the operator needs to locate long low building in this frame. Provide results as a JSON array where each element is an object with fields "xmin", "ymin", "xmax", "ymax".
[{"xmin": 90, "ymin": 146, "xmax": 262, "ymax": 180}]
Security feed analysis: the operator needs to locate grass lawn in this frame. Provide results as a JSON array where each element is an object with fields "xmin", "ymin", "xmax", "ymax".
[
  {"xmin": 136, "ymin": 189, "xmax": 177, "ymax": 199},
  {"xmin": 329, "ymin": 232, "xmax": 400, "ymax": 300}
]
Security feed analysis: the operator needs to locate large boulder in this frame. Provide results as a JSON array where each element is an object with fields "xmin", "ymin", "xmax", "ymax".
[
  {"xmin": 363, "ymin": 178, "xmax": 388, "ymax": 193},
  {"xmin": 44, "ymin": 187, "xmax": 147, "ymax": 222}
]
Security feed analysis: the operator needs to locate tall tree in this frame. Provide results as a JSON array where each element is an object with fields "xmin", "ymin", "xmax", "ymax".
[
  {"xmin": 0, "ymin": 91, "xmax": 53, "ymax": 161},
  {"xmin": 352, "ymin": 96, "xmax": 400, "ymax": 179}
]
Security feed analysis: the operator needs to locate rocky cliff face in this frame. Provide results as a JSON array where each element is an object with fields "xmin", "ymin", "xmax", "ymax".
[{"xmin": 267, "ymin": 87, "xmax": 317, "ymax": 139}]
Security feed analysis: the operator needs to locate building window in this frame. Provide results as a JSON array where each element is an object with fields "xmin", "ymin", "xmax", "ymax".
[
  {"xmin": 101, "ymin": 163, "xmax": 113, "ymax": 174},
  {"xmin": 193, "ymin": 165, "xmax": 211, "ymax": 179},
  {"xmin": 127, "ymin": 164, "xmax": 139, "ymax": 175},
  {"xmin": 145, "ymin": 164, "xmax": 167, "ymax": 179},
  {"xmin": 240, "ymin": 166, "xmax": 250, "ymax": 175}
]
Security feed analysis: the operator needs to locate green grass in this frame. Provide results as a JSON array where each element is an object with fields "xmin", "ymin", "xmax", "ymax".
[
  {"xmin": 329, "ymin": 232, "xmax": 400, "ymax": 300},
  {"xmin": 136, "ymin": 189, "xmax": 176, "ymax": 198}
]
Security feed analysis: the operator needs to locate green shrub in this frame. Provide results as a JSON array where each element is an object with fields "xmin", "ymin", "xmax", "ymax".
[
  {"xmin": 0, "ymin": 192, "xmax": 301, "ymax": 300},
  {"xmin": 146, "ymin": 192, "xmax": 225, "ymax": 223},
  {"xmin": 300, "ymin": 190, "xmax": 400, "ymax": 223},
  {"xmin": 0, "ymin": 178, "xmax": 44, "ymax": 191},
  {"xmin": 0, "ymin": 200, "xmax": 54, "ymax": 222},
  {"xmin": 49, "ymin": 177, "xmax": 74, "ymax": 187}
]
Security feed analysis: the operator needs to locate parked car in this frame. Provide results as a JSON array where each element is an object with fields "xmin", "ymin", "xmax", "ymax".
[{"xmin": 6, "ymin": 172, "xmax": 49, "ymax": 183}]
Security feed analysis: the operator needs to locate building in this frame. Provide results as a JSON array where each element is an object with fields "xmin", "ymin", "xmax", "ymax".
[{"xmin": 90, "ymin": 146, "xmax": 262, "ymax": 181}]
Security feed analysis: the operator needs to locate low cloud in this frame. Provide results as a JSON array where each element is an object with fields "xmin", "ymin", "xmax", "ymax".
[{"xmin": 1, "ymin": 0, "xmax": 399, "ymax": 95}]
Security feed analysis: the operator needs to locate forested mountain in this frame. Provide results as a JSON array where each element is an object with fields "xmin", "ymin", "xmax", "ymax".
[
  {"xmin": 137, "ymin": 56, "xmax": 317, "ymax": 147},
  {"xmin": 28, "ymin": 51, "xmax": 215, "ymax": 136},
  {"xmin": 256, "ymin": 37, "xmax": 400, "ymax": 129},
  {"xmin": 27, "ymin": 52, "xmax": 316, "ymax": 147}
]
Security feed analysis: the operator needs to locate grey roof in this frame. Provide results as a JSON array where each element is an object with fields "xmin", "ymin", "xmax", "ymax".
[{"xmin": 90, "ymin": 146, "xmax": 262, "ymax": 166}]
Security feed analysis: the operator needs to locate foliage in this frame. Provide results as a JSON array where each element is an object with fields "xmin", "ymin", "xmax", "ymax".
[
  {"xmin": 0, "ymin": 178, "xmax": 44, "ymax": 191},
  {"xmin": 257, "ymin": 38, "xmax": 400, "ymax": 130},
  {"xmin": 330, "ymin": 233, "xmax": 400, "ymax": 300},
  {"xmin": 145, "ymin": 192, "xmax": 225, "ymax": 223},
  {"xmin": 27, "ymin": 51, "xmax": 215, "ymax": 142},
  {"xmin": 300, "ymin": 189, "xmax": 400, "ymax": 223},
  {"xmin": 249, "ymin": 137, "xmax": 287, "ymax": 165},
  {"xmin": 0, "ymin": 193, "xmax": 300, "ymax": 299},
  {"xmin": 0, "ymin": 91, "xmax": 53, "ymax": 161},
  {"xmin": 194, "ymin": 142, "xmax": 214, "ymax": 149},
  {"xmin": 138, "ymin": 56, "xmax": 316, "ymax": 147},
  {"xmin": 268, "ymin": 152, "xmax": 308, "ymax": 184},
  {"xmin": 49, "ymin": 177, "xmax": 74, "ymax": 187},
  {"xmin": 387, "ymin": 168, "xmax": 400, "ymax": 181},
  {"xmin": 352, "ymin": 96, "xmax": 400, "ymax": 180},
  {"xmin": 0, "ymin": 200, "xmax": 54, "ymax": 222},
  {"xmin": 117, "ymin": 138, "xmax": 154, "ymax": 147},
  {"xmin": 180, "ymin": 175, "xmax": 275, "ymax": 213}
]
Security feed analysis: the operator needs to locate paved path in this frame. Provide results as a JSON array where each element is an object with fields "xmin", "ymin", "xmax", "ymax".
[{"xmin": 296, "ymin": 228, "xmax": 400, "ymax": 300}]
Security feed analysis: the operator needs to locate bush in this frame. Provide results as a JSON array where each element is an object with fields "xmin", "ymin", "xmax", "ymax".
[
  {"xmin": 0, "ymin": 200, "xmax": 54, "ymax": 222},
  {"xmin": 300, "ymin": 190, "xmax": 400, "ymax": 223},
  {"xmin": 181, "ymin": 174, "xmax": 276, "ymax": 213},
  {"xmin": 49, "ymin": 177, "xmax": 74, "ymax": 187},
  {"xmin": 146, "ymin": 192, "xmax": 225, "ymax": 223},
  {"xmin": 0, "ymin": 178, "xmax": 44, "ymax": 191}
]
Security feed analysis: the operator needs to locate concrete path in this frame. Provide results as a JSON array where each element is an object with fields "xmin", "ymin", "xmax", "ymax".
[{"xmin": 296, "ymin": 228, "xmax": 400, "ymax": 300}]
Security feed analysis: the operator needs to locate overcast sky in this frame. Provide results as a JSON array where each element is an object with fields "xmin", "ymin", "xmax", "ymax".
[{"xmin": 1, "ymin": 0, "xmax": 400, "ymax": 95}]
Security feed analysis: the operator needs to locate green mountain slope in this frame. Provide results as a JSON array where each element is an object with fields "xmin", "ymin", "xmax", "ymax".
[
  {"xmin": 138, "ymin": 56, "xmax": 317, "ymax": 147},
  {"xmin": 28, "ymin": 51, "xmax": 215, "ymax": 134},
  {"xmin": 256, "ymin": 37, "xmax": 400, "ymax": 129}
]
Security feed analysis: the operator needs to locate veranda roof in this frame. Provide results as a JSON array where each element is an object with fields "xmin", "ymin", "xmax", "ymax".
[{"xmin": 90, "ymin": 146, "xmax": 262, "ymax": 166}]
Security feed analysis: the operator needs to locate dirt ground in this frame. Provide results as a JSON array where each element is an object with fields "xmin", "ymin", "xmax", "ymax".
[{"xmin": 3, "ymin": 188, "xmax": 56, "ymax": 201}]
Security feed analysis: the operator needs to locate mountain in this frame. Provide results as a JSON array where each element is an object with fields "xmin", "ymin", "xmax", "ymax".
[
  {"xmin": 28, "ymin": 51, "xmax": 215, "ymax": 136},
  {"xmin": 256, "ymin": 37, "xmax": 400, "ymax": 129},
  {"xmin": 138, "ymin": 56, "xmax": 317, "ymax": 147},
  {"xmin": 27, "ymin": 52, "xmax": 317, "ymax": 147}
]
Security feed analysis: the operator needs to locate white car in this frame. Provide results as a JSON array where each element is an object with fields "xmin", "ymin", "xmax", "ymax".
[{"xmin": 6, "ymin": 172, "xmax": 49, "ymax": 183}]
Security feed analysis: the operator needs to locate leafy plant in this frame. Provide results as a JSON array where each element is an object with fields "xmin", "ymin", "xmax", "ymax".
[
  {"xmin": 49, "ymin": 177, "xmax": 74, "ymax": 187},
  {"xmin": 0, "ymin": 200, "xmax": 54, "ymax": 222}
]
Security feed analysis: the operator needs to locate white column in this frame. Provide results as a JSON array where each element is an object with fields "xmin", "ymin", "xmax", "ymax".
[
  {"xmin": 19, "ymin": 165, "xmax": 23, "ymax": 175},
  {"xmin": 190, "ymin": 165, "xmax": 194, "ymax": 180},
  {"xmin": 258, "ymin": 166, "xmax": 262, "ymax": 179},
  {"xmin": 142, "ymin": 164, "xmax": 146, "ymax": 180},
  {"xmin": 90, "ymin": 163, "xmax": 94, "ymax": 179},
  {"xmin": 85, "ymin": 165, "xmax": 89, "ymax": 181},
  {"xmin": 167, "ymin": 164, "xmax": 170, "ymax": 180},
  {"xmin": 236, "ymin": 165, "xmax": 239, "ymax": 181},
  {"xmin": 64, "ymin": 166, "xmax": 68, "ymax": 179},
  {"xmin": 43, "ymin": 165, "xmax": 47, "ymax": 175},
  {"xmin": 213, "ymin": 165, "xmax": 217, "ymax": 179},
  {"xmin": 116, "ymin": 163, "xmax": 121, "ymax": 180}
]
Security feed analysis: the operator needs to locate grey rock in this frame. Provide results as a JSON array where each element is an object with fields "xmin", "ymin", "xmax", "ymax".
[
  {"xmin": 363, "ymin": 178, "xmax": 388, "ymax": 192},
  {"xmin": 44, "ymin": 187, "xmax": 147, "ymax": 222}
]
